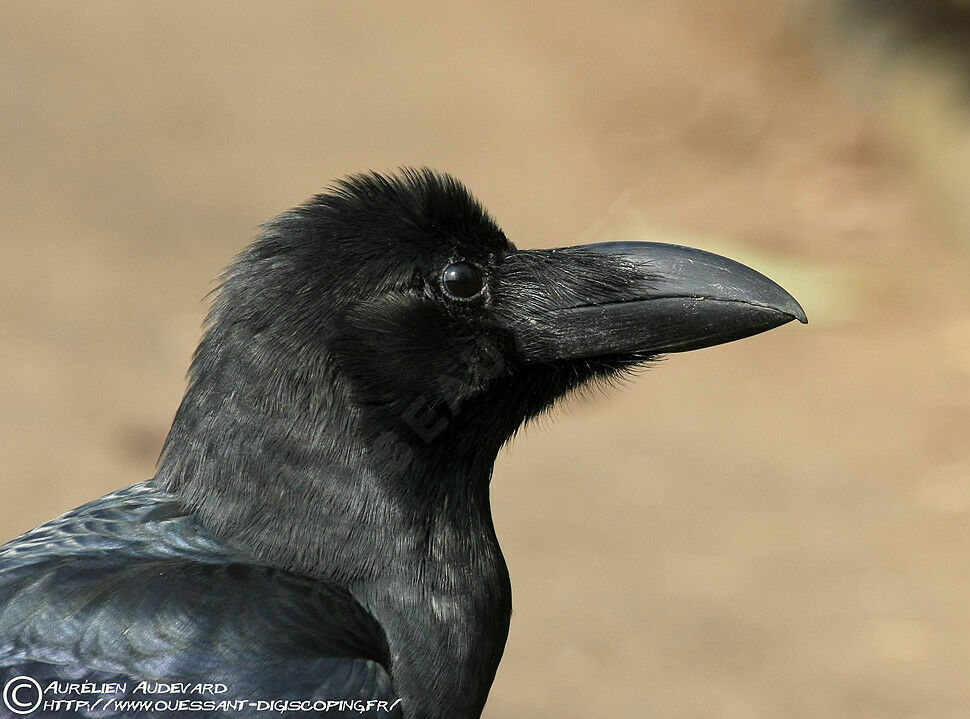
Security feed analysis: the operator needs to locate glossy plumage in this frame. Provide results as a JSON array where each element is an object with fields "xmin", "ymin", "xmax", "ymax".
[{"xmin": 0, "ymin": 483, "xmax": 397, "ymax": 717}]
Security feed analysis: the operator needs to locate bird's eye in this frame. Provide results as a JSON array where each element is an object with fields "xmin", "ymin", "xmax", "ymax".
[{"xmin": 442, "ymin": 262, "xmax": 484, "ymax": 299}]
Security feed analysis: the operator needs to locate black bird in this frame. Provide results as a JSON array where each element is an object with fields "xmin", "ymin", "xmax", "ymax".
[{"xmin": 0, "ymin": 170, "xmax": 806, "ymax": 719}]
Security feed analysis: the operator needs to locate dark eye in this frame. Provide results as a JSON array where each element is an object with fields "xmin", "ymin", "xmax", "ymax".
[{"xmin": 442, "ymin": 262, "xmax": 484, "ymax": 299}]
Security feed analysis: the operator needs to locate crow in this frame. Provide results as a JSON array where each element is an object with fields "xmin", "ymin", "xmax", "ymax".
[{"xmin": 0, "ymin": 169, "xmax": 806, "ymax": 719}]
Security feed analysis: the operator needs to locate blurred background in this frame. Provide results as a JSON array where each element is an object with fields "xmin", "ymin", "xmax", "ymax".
[{"xmin": 2, "ymin": 2, "xmax": 969, "ymax": 717}]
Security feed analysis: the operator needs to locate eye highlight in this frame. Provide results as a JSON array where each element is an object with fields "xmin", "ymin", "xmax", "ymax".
[{"xmin": 442, "ymin": 262, "xmax": 484, "ymax": 299}]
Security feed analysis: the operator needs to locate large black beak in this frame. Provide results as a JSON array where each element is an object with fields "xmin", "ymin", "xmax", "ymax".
[{"xmin": 501, "ymin": 241, "xmax": 807, "ymax": 363}]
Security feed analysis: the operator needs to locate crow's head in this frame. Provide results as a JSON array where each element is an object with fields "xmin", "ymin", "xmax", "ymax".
[{"xmin": 158, "ymin": 169, "xmax": 805, "ymax": 569}]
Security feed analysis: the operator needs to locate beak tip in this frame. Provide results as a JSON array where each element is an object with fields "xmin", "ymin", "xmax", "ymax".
[{"xmin": 787, "ymin": 298, "xmax": 808, "ymax": 325}]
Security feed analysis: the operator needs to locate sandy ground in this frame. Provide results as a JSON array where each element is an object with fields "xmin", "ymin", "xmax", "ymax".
[{"xmin": 2, "ymin": 3, "xmax": 969, "ymax": 717}]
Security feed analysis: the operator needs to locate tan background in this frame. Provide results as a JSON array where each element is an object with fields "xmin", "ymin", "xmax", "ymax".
[{"xmin": 2, "ymin": 2, "xmax": 970, "ymax": 717}]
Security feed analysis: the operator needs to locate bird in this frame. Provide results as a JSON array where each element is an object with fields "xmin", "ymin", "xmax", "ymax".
[{"xmin": 0, "ymin": 169, "xmax": 806, "ymax": 719}]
